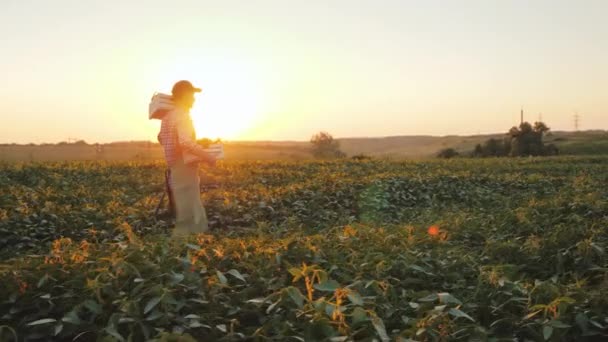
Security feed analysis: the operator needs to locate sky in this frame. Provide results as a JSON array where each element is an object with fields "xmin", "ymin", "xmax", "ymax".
[{"xmin": 1, "ymin": 0, "xmax": 607, "ymax": 143}]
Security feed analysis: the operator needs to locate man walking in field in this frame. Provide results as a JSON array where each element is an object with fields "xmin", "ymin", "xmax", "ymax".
[{"xmin": 149, "ymin": 80, "xmax": 217, "ymax": 237}]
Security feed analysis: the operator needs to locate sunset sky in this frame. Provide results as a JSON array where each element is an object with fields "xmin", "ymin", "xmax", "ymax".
[{"xmin": 1, "ymin": 0, "xmax": 607, "ymax": 143}]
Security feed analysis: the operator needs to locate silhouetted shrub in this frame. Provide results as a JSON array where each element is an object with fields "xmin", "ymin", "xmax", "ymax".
[
  {"xmin": 437, "ymin": 148, "xmax": 459, "ymax": 159},
  {"xmin": 473, "ymin": 121, "xmax": 558, "ymax": 157},
  {"xmin": 310, "ymin": 132, "xmax": 346, "ymax": 159}
]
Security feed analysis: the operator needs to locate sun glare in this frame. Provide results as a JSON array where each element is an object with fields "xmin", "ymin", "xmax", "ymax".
[
  {"xmin": 156, "ymin": 55, "xmax": 267, "ymax": 141},
  {"xmin": 193, "ymin": 75, "xmax": 262, "ymax": 140}
]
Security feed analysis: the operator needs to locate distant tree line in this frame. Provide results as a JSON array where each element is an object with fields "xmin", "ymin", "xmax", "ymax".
[
  {"xmin": 438, "ymin": 121, "xmax": 559, "ymax": 158},
  {"xmin": 309, "ymin": 132, "xmax": 376, "ymax": 160},
  {"xmin": 473, "ymin": 121, "xmax": 558, "ymax": 157}
]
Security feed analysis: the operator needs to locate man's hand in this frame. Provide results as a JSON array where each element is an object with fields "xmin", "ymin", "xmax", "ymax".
[{"xmin": 203, "ymin": 155, "xmax": 217, "ymax": 167}]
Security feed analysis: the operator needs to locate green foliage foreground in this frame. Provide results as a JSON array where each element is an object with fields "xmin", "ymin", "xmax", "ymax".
[{"xmin": 0, "ymin": 157, "xmax": 607, "ymax": 341}]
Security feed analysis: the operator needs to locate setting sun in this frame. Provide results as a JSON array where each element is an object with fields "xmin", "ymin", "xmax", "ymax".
[
  {"xmin": 152, "ymin": 54, "xmax": 269, "ymax": 141},
  {"xmin": 193, "ymin": 72, "xmax": 263, "ymax": 140}
]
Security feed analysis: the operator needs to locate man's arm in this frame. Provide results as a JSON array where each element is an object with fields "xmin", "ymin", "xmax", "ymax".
[{"xmin": 175, "ymin": 114, "xmax": 216, "ymax": 164}]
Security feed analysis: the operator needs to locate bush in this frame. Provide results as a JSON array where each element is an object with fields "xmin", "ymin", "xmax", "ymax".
[
  {"xmin": 310, "ymin": 132, "xmax": 346, "ymax": 159},
  {"xmin": 437, "ymin": 148, "xmax": 459, "ymax": 159}
]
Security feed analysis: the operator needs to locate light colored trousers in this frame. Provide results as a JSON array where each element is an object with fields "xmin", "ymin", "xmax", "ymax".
[{"xmin": 170, "ymin": 158, "xmax": 209, "ymax": 237}]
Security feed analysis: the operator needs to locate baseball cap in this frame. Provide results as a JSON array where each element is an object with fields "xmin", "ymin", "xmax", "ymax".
[{"xmin": 171, "ymin": 80, "xmax": 202, "ymax": 97}]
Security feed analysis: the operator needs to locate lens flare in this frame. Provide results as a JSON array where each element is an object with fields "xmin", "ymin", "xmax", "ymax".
[{"xmin": 428, "ymin": 225, "xmax": 440, "ymax": 236}]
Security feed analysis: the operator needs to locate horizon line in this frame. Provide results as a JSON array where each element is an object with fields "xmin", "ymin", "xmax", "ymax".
[{"xmin": 1, "ymin": 129, "xmax": 606, "ymax": 146}]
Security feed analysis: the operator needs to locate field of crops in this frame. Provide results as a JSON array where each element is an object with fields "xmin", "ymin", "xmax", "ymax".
[{"xmin": 1, "ymin": 157, "xmax": 607, "ymax": 341}]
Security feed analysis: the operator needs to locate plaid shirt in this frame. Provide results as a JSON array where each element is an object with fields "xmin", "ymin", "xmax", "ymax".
[{"xmin": 158, "ymin": 109, "xmax": 210, "ymax": 167}]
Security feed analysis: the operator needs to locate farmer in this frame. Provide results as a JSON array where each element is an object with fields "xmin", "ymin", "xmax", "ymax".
[{"xmin": 152, "ymin": 80, "xmax": 217, "ymax": 237}]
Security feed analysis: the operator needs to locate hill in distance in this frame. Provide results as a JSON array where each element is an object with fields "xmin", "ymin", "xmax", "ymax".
[{"xmin": 1, "ymin": 130, "xmax": 607, "ymax": 162}]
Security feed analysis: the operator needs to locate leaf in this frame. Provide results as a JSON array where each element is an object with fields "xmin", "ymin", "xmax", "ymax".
[
  {"xmin": 448, "ymin": 308, "xmax": 475, "ymax": 322},
  {"xmin": 550, "ymin": 320, "xmax": 571, "ymax": 328},
  {"xmin": 418, "ymin": 293, "xmax": 439, "ymax": 302},
  {"xmin": 37, "ymin": 274, "xmax": 49, "ymax": 288},
  {"xmin": 83, "ymin": 300, "xmax": 102, "ymax": 315},
  {"xmin": 133, "ymin": 278, "xmax": 144, "ymax": 283},
  {"xmin": 438, "ymin": 292, "xmax": 462, "ymax": 305},
  {"xmin": 524, "ymin": 309, "xmax": 543, "ymax": 320},
  {"xmin": 118, "ymin": 317, "xmax": 135, "ymax": 324},
  {"xmin": 591, "ymin": 242, "xmax": 604, "ymax": 255},
  {"xmin": 189, "ymin": 321, "xmax": 211, "ymax": 329},
  {"xmin": 145, "ymin": 311, "xmax": 164, "ymax": 321},
  {"xmin": 61, "ymin": 311, "xmax": 82, "ymax": 325},
  {"xmin": 40, "ymin": 293, "xmax": 51, "ymax": 300},
  {"xmin": 186, "ymin": 243, "xmax": 201, "ymax": 251},
  {"xmin": 216, "ymin": 270, "xmax": 228, "ymax": 285},
  {"xmin": 227, "ymin": 269, "xmax": 246, "ymax": 282},
  {"xmin": 589, "ymin": 320, "xmax": 604, "ymax": 329},
  {"xmin": 184, "ymin": 314, "xmax": 201, "ymax": 319},
  {"xmin": 188, "ymin": 298, "xmax": 209, "ymax": 305},
  {"xmin": 144, "ymin": 296, "xmax": 162, "ymax": 314},
  {"xmin": 575, "ymin": 313, "xmax": 589, "ymax": 333},
  {"xmin": 347, "ymin": 291, "xmax": 364, "ymax": 306},
  {"xmin": 351, "ymin": 307, "xmax": 368, "ymax": 325},
  {"xmin": 543, "ymin": 325, "xmax": 553, "ymax": 340},
  {"xmin": 170, "ymin": 272, "xmax": 185, "ymax": 285},
  {"xmin": 285, "ymin": 286, "xmax": 305, "ymax": 308},
  {"xmin": 266, "ymin": 300, "xmax": 280, "ymax": 314},
  {"xmin": 409, "ymin": 264, "xmax": 434, "ymax": 275},
  {"xmin": 54, "ymin": 323, "xmax": 63, "ymax": 336},
  {"xmin": 313, "ymin": 297, "xmax": 327, "ymax": 312},
  {"xmin": 216, "ymin": 324, "xmax": 227, "ymax": 333},
  {"xmin": 246, "ymin": 298, "xmax": 268, "ymax": 304},
  {"xmin": 530, "ymin": 304, "xmax": 547, "ymax": 312},
  {"xmin": 371, "ymin": 315, "xmax": 390, "ymax": 342},
  {"xmin": 314, "ymin": 279, "xmax": 340, "ymax": 292},
  {"xmin": 27, "ymin": 318, "xmax": 57, "ymax": 326},
  {"xmin": 105, "ymin": 325, "xmax": 125, "ymax": 342},
  {"xmin": 434, "ymin": 305, "xmax": 447, "ymax": 312},
  {"xmin": 288, "ymin": 267, "xmax": 302, "ymax": 278},
  {"xmin": 172, "ymin": 325, "xmax": 185, "ymax": 335},
  {"xmin": 555, "ymin": 296, "xmax": 576, "ymax": 304}
]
